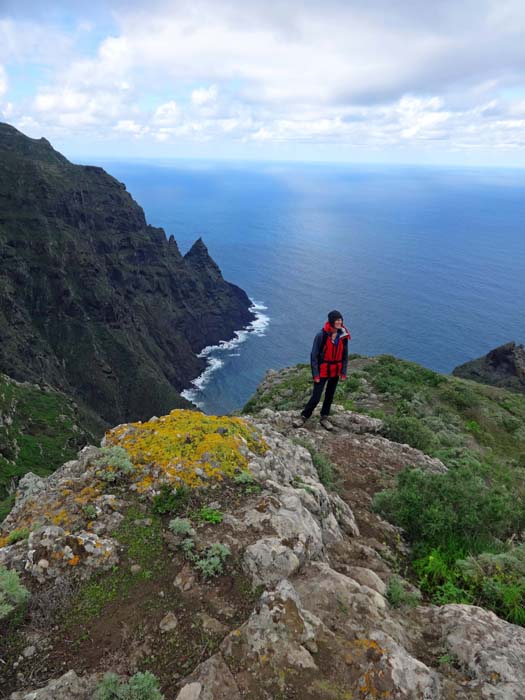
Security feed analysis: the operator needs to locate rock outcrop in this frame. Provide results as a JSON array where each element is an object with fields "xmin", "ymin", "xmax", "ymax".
[
  {"xmin": 453, "ymin": 341, "xmax": 525, "ymax": 394},
  {"xmin": 2, "ymin": 406, "xmax": 525, "ymax": 699},
  {"xmin": 0, "ymin": 122, "xmax": 254, "ymax": 425}
]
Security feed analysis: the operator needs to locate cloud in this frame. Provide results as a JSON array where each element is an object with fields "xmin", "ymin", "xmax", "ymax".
[
  {"xmin": 0, "ymin": 64, "xmax": 7, "ymax": 96},
  {"xmin": 153, "ymin": 100, "xmax": 180, "ymax": 125},
  {"xmin": 191, "ymin": 85, "xmax": 218, "ymax": 106},
  {"xmin": 2, "ymin": 1, "xmax": 525, "ymax": 160}
]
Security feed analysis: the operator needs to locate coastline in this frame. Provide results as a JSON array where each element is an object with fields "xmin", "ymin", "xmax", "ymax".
[{"xmin": 181, "ymin": 300, "xmax": 269, "ymax": 411}]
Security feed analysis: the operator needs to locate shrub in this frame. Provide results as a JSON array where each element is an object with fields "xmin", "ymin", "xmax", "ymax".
[
  {"xmin": 195, "ymin": 543, "xmax": 231, "ymax": 579},
  {"xmin": 382, "ymin": 415, "xmax": 435, "ymax": 453},
  {"xmin": 181, "ymin": 538, "xmax": 196, "ymax": 559},
  {"xmin": 386, "ymin": 575, "xmax": 422, "ymax": 608},
  {"xmin": 94, "ymin": 446, "xmax": 133, "ymax": 482},
  {"xmin": 83, "ymin": 504, "xmax": 98, "ymax": 520},
  {"xmin": 7, "ymin": 527, "xmax": 30, "ymax": 544},
  {"xmin": 374, "ymin": 465, "xmax": 524, "ymax": 553},
  {"xmin": 197, "ymin": 506, "xmax": 223, "ymax": 524},
  {"xmin": 168, "ymin": 518, "xmax": 195, "ymax": 537},
  {"xmin": 439, "ymin": 382, "xmax": 480, "ymax": 411},
  {"xmin": 233, "ymin": 471, "xmax": 261, "ymax": 493},
  {"xmin": 234, "ymin": 471, "xmax": 256, "ymax": 486},
  {"xmin": 152, "ymin": 484, "xmax": 190, "ymax": 515},
  {"xmin": 95, "ymin": 671, "xmax": 164, "ymax": 700},
  {"xmin": 0, "ymin": 565, "xmax": 30, "ymax": 620},
  {"xmin": 364, "ymin": 355, "xmax": 444, "ymax": 400}
]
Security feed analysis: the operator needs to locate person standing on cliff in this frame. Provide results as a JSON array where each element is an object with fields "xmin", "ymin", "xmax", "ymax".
[{"xmin": 293, "ymin": 310, "xmax": 351, "ymax": 431}]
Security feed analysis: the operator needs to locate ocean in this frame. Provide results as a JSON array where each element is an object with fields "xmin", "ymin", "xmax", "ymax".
[{"xmin": 96, "ymin": 159, "xmax": 525, "ymax": 415}]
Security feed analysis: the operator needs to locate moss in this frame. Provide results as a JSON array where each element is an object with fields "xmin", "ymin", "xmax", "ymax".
[
  {"xmin": 0, "ymin": 373, "xmax": 99, "ymax": 512},
  {"xmin": 105, "ymin": 410, "xmax": 267, "ymax": 491}
]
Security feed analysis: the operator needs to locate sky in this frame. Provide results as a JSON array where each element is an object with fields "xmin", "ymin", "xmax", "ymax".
[{"xmin": 1, "ymin": 0, "xmax": 525, "ymax": 166}]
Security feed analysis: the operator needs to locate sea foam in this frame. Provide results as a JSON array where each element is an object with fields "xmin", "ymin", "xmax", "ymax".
[{"xmin": 181, "ymin": 300, "xmax": 269, "ymax": 408}]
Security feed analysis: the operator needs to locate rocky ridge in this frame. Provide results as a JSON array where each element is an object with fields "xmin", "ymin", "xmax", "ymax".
[
  {"xmin": 2, "ymin": 405, "xmax": 524, "ymax": 700},
  {"xmin": 453, "ymin": 341, "xmax": 525, "ymax": 394}
]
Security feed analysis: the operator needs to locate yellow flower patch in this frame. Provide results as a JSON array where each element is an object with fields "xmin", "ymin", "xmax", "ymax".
[{"xmin": 105, "ymin": 409, "xmax": 267, "ymax": 490}]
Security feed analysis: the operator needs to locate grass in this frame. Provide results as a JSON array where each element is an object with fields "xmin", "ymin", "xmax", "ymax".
[
  {"xmin": 0, "ymin": 374, "xmax": 100, "ymax": 520},
  {"xmin": 63, "ymin": 505, "xmax": 164, "ymax": 624},
  {"xmin": 292, "ymin": 438, "xmax": 336, "ymax": 490}
]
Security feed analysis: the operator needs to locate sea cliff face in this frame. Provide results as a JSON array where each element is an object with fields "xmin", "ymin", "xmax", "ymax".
[{"xmin": 0, "ymin": 122, "xmax": 254, "ymax": 425}]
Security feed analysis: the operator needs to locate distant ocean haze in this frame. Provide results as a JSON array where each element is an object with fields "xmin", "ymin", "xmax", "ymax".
[{"xmin": 95, "ymin": 159, "xmax": 525, "ymax": 414}]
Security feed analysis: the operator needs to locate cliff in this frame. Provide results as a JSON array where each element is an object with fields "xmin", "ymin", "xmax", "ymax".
[
  {"xmin": 0, "ymin": 123, "xmax": 254, "ymax": 425},
  {"xmin": 2, "ymin": 355, "xmax": 525, "ymax": 699},
  {"xmin": 453, "ymin": 341, "xmax": 525, "ymax": 394}
]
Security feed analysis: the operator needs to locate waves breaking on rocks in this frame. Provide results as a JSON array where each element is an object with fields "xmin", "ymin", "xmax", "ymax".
[{"xmin": 181, "ymin": 300, "xmax": 269, "ymax": 410}]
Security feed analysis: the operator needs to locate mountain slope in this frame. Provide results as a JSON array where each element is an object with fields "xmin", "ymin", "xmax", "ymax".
[{"xmin": 0, "ymin": 122, "xmax": 254, "ymax": 424}]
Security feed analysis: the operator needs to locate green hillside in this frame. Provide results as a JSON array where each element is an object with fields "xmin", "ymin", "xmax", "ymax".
[{"xmin": 0, "ymin": 374, "xmax": 100, "ymax": 521}]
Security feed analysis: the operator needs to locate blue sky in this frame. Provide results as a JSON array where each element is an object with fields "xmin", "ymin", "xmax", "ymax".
[{"xmin": 1, "ymin": 0, "xmax": 525, "ymax": 166}]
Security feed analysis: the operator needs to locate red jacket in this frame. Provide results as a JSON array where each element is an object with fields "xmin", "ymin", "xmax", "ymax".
[{"xmin": 311, "ymin": 322, "xmax": 351, "ymax": 380}]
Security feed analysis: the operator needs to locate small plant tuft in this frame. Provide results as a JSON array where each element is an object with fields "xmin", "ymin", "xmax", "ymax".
[
  {"xmin": 7, "ymin": 527, "xmax": 30, "ymax": 544},
  {"xmin": 197, "ymin": 505, "xmax": 223, "ymax": 524},
  {"xmin": 195, "ymin": 543, "xmax": 231, "ymax": 579},
  {"xmin": 152, "ymin": 484, "xmax": 190, "ymax": 515},
  {"xmin": 95, "ymin": 671, "xmax": 164, "ymax": 700},
  {"xmin": 0, "ymin": 565, "xmax": 30, "ymax": 620},
  {"xmin": 94, "ymin": 446, "xmax": 133, "ymax": 483},
  {"xmin": 386, "ymin": 575, "xmax": 422, "ymax": 608},
  {"xmin": 168, "ymin": 518, "xmax": 195, "ymax": 537}
]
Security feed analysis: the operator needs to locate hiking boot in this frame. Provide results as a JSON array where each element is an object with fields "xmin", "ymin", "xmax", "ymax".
[
  {"xmin": 293, "ymin": 415, "xmax": 308, "ymax": 428},
  {"xmin": 320, "ymin": 417, "xmax": 334, "ymax": 431}
]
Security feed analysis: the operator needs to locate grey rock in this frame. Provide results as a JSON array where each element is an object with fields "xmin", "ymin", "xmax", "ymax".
[
  {"xmin": 159, "ymin": 611, "xmax": 178, "ymax": 633},
  {"xmin": 9, "ymin": 670, "xmax": 97, "ymax": 699}
]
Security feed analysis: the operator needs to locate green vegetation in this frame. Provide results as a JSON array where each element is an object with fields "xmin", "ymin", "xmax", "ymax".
[
  {"xmin": 168, "ymin": 518, "xmax": 195, "ymax": 537},
  {"xmin": 233, "ymin": 470, "xmax": 261, "ymax": 494},
  {"xmin": 196, "ymin": 505, "xmax": 223, "ymax": 524},
  {"xmin": 374, "ymin": 462, "xmax": 525, "ymax": 624},
  {"xmin": 244, "ymin": 354, "xmax": 525, "ymax": 625},
  {"xmin": 95, "ymin": 671, "xmax": 164, "ymax": 700},
  {"xmin": 93, "ymin": 446, "xmax": 133, "ymax": 482},
  {"xmin": 152, "ymin": 485, "xmax": 190, "ymax": 516},
  {"xmin": 66, "ymin": 506, "xmax": 163, "ymax": 624},
  {"xmin": 386, "ymin": 575, "xmax": 422, "ymax": 608},
  {"xmin": 0, "ymin": 565, "xmax": 30, "ymax": 620},
  {"xmin": 0, "ymin": 374, "xmax": 98, "ymax": 522},
  {"xmin": 293, "ymin": 438, "xmax": 336, "ymax": 490},
  {"xmin": 194, "ymin": 543, "xmax": 231, "ymax": 579},
  {"xmin": 382, "ymin": 415, "xmax": 435, "ymax": 452},
  {"xmin": 7, "ymin": 528, "xmax": 30, "ymax": 545}
]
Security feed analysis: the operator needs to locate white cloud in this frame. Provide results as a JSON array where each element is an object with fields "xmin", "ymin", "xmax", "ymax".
[
  {"xmin": 2, "ymin": 1, "xmax": 525, "ymax": 159},
  {"xmin": 0, "ymin": 64, "xmax": 7, "ymax": 96},
  {"xmin": 153, "ymin": 100, "xmax": 180, "ymax": 125},
  {"xmin": 114, "ymin": 119, "xmax": 149, "ymax": 135},
  {"xmin": 191, "ymin": 85, "xmax": 218, "ymax": 106}
]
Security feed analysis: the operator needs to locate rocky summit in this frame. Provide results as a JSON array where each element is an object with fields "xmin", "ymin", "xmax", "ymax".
[
  {"xmin": 453, "ymin": 341, "xmax": 525, "ymax": 394},
  {"xmin": 2, "ymin": 353, "xmax": 525, "ymax": 700},
  {"xmin": 0, "ymin": 122, "xmax": 254, "ymax": 425}
]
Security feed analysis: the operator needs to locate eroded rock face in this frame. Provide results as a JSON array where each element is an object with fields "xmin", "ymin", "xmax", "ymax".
[
  {"xmin": 453, "ymin": 341, "xmax": 525, "ymax": 394},
  {"xmin": 427, "ymin": 604, "xmax": 525, "ymax": 700},
  {"xmin": 9, "ymin": 670, "xmax": 97, "ymax": 700}
]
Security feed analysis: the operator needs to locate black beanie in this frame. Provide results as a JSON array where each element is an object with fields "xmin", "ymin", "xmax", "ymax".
[{"xmin": 328, "ymin": 310, "xmax": 343, "ymax": 325}]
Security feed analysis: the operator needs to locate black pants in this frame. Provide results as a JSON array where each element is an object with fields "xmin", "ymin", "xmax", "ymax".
[{"xmin": 301, "ymin": 376, "xmax": 339, "ymax": 419}]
